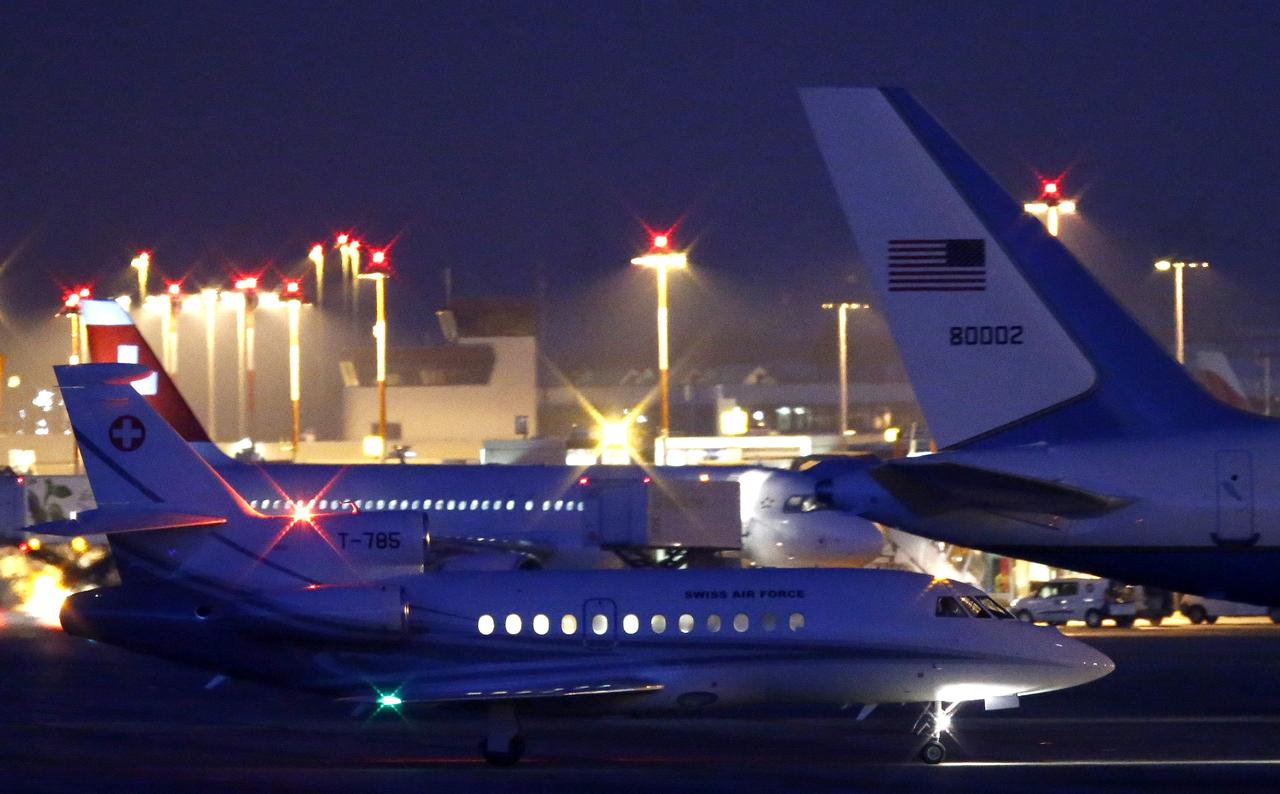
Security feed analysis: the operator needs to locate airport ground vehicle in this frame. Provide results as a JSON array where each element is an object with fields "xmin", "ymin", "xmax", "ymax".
[
  {"xmin": 1010, "ymin": 578, "xmax": 1137, "ymax": 628},
  {"xmin": 1179, "ymin": 594, "xmax": 1280, "ymax": 624}
]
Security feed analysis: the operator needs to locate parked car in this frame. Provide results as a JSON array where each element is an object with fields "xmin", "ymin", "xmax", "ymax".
[
  {"xmin": 1179, "ymin": 595, "xmax": 1280, "ymax": 625},
  {"xmin": 1011, "ymin": 578, "xmax": 1138, "ymax": 628}
]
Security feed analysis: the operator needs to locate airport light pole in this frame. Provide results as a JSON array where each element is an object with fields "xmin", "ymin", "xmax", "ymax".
[
  {"xmin": 631, "ymin": 234, "xmax": 687, "ymax": 464},
  {"xmin": 162, "ymin": 283, "xmax": 182, "ymax": 375},
  {"xmin": 822, "ymin": 301, "xmax": 868, "ymax": 438},
  {"xmin": 284, "ymin": 279, "xmax": 304, "ymax": 457},
  {"xmin": 233, "ymin": 276, "xmax": 260, "ymax": 439},
  {"xmin": 1023, "ymin": 180, "xmax": 1077, "ymax": 237},
  {"xmin": 61, "ymin": 288, "xmax": 90, "ymax": 474},
  {"xmin": 201, "ymin": 288, "xmax": 219, "ymax": 440},
  {"xmin": 308, "ymin": 244, "xmax": 325, "ymax": 307},
  {"xmin": 130, "ymin": 251, "xmax": 151, "ymax": 304},
  {"xmin": 359, "ymin": 250, "xmax": 390, "ymax": 460},
  {"xmin": 1154, "ymin": 260, "xmax": 1209, "ymax": 365}
]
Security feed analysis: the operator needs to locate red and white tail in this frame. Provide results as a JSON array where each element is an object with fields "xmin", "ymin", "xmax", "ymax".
[
  {"xmin": 1191, "ymin": 350, "xmax": 1250, "ymax": 411},
  {"xmin": 81, "ymin": 299, "xmax": 212, "ymax": 444}
]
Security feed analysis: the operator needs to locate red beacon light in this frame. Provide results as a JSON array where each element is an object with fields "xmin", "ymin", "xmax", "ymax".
[
  {"xmin": 336, "ymin": 233, "xmax": 350, "ymax": 246},
  {"xmin": 78, "ymin": 287, "xmax": 91, "ymax": 298},
  {"xmin": 578, "ymin": 476, "xmax": 590, "ymax": 486},
  {"xmin": 284, "ymin": 280, "xmax": 302, "ymax": 296},
  {"xmin": 167, "ymin": 283, "xmax": 181, "ymax": 296},
  {"xmin": 234, "ymin": 276, "xmax": 259, "ymax": 291},
  {"xmin": 1042, "ymin": 181, "xmax": 1059, "ymax": 195},
  {"xmin": 652, "ymin": 233, "xmax": 670, "ymax": 250},
  {"xmin": 371, "ymin": 250, "xmax": 387, "ymax": 266},
  {"xmin": 63, "ymin": 292, "xmax": 81, "ymax": 309}
]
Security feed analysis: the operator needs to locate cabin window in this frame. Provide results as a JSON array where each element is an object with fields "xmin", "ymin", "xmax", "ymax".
[
  {"xmin": 733, "ymin": 613, "xmax": 749, "ymax": 632},
  {"xmin": 532, "ymin": 614, "xmax": 550, "ymax": 635},
  {"xmin": 651, "ymin": 615, "xmax": 667, "ymax": 634},
  {"xmin": 958, "ymin": 595, "xmax": 991, "ymax": 618},
  {"xmin": 622, "ymin": 614, "xmax": 639, "ymax": 634},
  {"xmin": 978, "ymin": 596, "xmax": 1015, "ymax": 619},
  {"xmin": 525, "ymin": 500, "xmax": 535, "ymax": 511},
  {"xmin": 446, "ymin": 500, "xmax": 456, "ymax": 510},
  {"xmin": 561, "ymin": 614, "xmax": 578, "ymax": 635},
  {"xmin": 762, "ymin": 613, "xmax": 777, "ymax": 632},
  {"xmin": 678, "ymin": 614, "xmax": 694, "ymax": 634},
  {"xmin": 482, "ymin": 500, "xmax": 491, "ymax": 510},
  {"xmin": 478, "ymin": 615, "xmax": 495, "ymax": 636},
  {"xmin": 592, "ymin": 614, "xmax": 609, "ymax": 635},
  {"xmin": 789, "ymin": 613, "xmax": 805, "ymax": 631},
  {"xmin": 373, "ymin": 499, "xmax": 384, "ymax": 510},
  {"xmin": 505, "ymin": 500, "xmax": 515, "ymax": 510},
  {"xmin": 706, "ymin": 614, "xmax": 722, "ymax": 633},
  {"xmin": 936, "ymin": 596, "xmax": 967, "ymax": 618},
  {"xmin": 272, "ymin": 499, "xmax": 283, "ymax": 510},
  {"xmin": 411, "ymin": 500, "xmax": 421, "ymax": 510},
  {"xmin": 542, "ymin": 501, "xmax": 551, "ymax": 511},
  {"xmin": 505, "ymin": 614, "xmax": 522, "ymax": 635},
  {"xmin": 553, "ymin": 500, "xmax": 563, "ymax": 511},
  {"xmin": 470, "ymin": 499, "xmax": 479, "ymax": 510},
  {"xmin": 434, "ymin": 500, "xmax": 444, "ymax": 510}
]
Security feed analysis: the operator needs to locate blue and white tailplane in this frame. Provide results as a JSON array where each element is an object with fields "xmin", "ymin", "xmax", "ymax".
[
  {"xmin": 56, "ymin": 363, "xmax": 250, "ymax": 515},
  {"xmin": 802, "ymin": 88, "xmax": 1260, "ymax": 450}
]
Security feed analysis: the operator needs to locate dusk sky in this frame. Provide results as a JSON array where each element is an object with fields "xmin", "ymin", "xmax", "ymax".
[{"xmin": 5, "ymin": 2, "xmax": 1280, "ymax": 369}]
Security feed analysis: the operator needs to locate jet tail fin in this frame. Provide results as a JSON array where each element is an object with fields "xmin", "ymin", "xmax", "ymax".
[
  {"xmin": 802, "ymin": 88, "xmax": 1261, "ymax": 449},
  {"xmin": 81, "ymin": 299, "xmax": 226, "ymax": 455},
  {"xmin": 57, "ymin": 363, "xmax": 250, "ymax": 514}
]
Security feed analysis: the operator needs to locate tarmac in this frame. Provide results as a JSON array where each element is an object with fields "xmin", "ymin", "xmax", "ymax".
[{"xmin": 4, "ymin": 616, "xmax": 1280, "ymax": 792}]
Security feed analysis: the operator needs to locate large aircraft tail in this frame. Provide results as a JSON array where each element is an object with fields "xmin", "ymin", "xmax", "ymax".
[
  {"xmin": 81, "ymin": 299, "xmax": 231, "ymax": 463},
  {"xmin": 57, "ymin": 363, "xmax": 249, "ymax": 515},
  {"xmin": 802, "ymin": 88, "xmax": 1262, "ymax": 450}
]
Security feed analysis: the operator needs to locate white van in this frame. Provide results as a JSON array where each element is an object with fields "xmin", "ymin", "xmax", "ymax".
[
  {"xmin": 1010, "ymin": 578, "xmax": 1138, "ymax": 628},
  {"xmin": 1179, "ymin": 595, "xmax": 1280, "ymax": 625}
]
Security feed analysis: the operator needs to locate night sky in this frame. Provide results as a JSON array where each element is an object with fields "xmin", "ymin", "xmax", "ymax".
[{"xmin": 5, "ymin": 2, "xmax": 1280, "ymax": 374}]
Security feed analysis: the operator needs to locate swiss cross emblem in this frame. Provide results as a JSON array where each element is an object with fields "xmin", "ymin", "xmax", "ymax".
[{"xmin": 109, "ymin": 415, "xmax": 146, "ymax": 452}]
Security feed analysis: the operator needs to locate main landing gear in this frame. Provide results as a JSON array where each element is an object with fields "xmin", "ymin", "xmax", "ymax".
[
  {"xmin": 915, "ymin": 700, "xmax": 959, "ymax": 764},
  {"xmin": 480, "ymin": 701, "xmax": 525, "ymax": 767}
]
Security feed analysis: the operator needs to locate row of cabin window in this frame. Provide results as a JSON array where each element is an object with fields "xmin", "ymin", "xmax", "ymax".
[
  {"xmin": 248, "ymin": 497, "xmax": 588, "ymax": 513},
  {"xmin": 477, "ymin": 611, "xmax": 806, "ymax": 637}
]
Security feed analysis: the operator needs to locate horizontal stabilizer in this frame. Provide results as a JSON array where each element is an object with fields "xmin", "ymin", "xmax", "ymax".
[
  {"xmin": 30, "ymin": 508, "xmax": 227, "ymax": 537},
  {"xmin": 873, "ymin": 460, "xmax": 1128, "ymax": 519},
  {"xmin": 341, "ymin": 676, "xmax": 663, "ymax": 705}
]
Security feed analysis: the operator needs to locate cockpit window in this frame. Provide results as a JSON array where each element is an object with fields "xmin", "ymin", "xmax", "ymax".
[
  {"xmin": 957, "ymin": 595, "xmax": 991, "ymax": 618},
  {"xmin": 936, "ymin": 596, "xmax": 967, "ymax": 617},
  {"xmin": 977, "ymin": 596, "xmax": 1015, "ymax": 619}
]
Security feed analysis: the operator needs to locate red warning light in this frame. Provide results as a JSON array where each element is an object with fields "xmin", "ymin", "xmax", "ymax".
[
  {"xmin": 336, "ymin": 233, "xmax": 350, "ymax": 246},
  {"xmin": 1043, "ymin": 181, "xmax": 1059, "ymax": 195},
  {"xmin": 78, "ymin": 287, "xmax": 91, "ymax": 298},
  {"xmin": 284, "ymin": 280, "xmax": 301, "ymax": 295},
  {"xmin": 234, "ymin": 276, "xmax": 258, "ymax": 291},
  {"xmin": 578, "ymin": 476, "xmax": 590, "ymax": 486},
  {"xmin": 167, "ymin": 283, "xmax": 181, "ymax": 296},
  {"xmin": 63, "ymin": 292, "xmax": 81, "ymax": 309},
  {"xmin": 652, "ymin": 234, "xmax": 670, "ymax": 250},
  {"xmin": 371, "ymin": 250, "xmax": 386, "ymax": 265},
  {"xmin": 642, "ymin": 476, "xmax": 652, "ymax": 484}
]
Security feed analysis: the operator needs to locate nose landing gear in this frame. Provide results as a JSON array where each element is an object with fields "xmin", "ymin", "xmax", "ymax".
[{"xmin": 914, "ymin": 700, "xmax": 959, "ymax": 764}]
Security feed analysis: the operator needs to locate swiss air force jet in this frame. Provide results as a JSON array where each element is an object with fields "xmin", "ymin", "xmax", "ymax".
[
  {"xmin": 801, "ymin": 87, "xmax": 1280, "ymax": 604},
  {"xmin": 79, "ymin": 299, "xmax": 882, "ymax": 570},
  {"xmin": 50, "ymin": 363, "xmax": 1111, "ymax": 765}
]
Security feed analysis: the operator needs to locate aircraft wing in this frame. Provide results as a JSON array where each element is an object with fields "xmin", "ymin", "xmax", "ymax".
[
  {"xmin": 873, "ymin": 460, "xmax": 1129, "ymax": 519},
  {"xmin": 341, "ymin": 675, "xmax": 664, "ymax": 704}
]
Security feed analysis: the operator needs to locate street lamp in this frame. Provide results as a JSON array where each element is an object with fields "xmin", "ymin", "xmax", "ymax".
[
  {"xmin": 308, "ymin": 244, "xmax": 325, "ymax": 307},
  {"xmin": 233, "ymin": 276, "xmax": 260, "ymax": 439},
  {"xmin": 201, "ymin": 288, "xmax": 219, "ymax": 440},
  {"xmin": 1154, "ymin": 259, "xmax": 1210, "ymax": 364},
  {"xmin": 162, "ymin": 282, "xmax": 182, "ymax": 375},
  {"xmin": 1023, "ymin": 179, "xmax": 1077, "ymax": 237},
  {"xmin": 283, "ymin": 279, "xmax": 304, "ymax": 457},
  {"xmin": 130, "ymin": 252, "xmax": 151, "ymax": 303},
  {"xmin": 821, "ymin": 301, "xmax": 868, "ymax": 438},
  {"xmin": 631, "ymin": 233, "xmax": 688, "ymax": 462},
  {"xmin": 358, "ymin": 250, "xmax": 390, "ymax": 460}
]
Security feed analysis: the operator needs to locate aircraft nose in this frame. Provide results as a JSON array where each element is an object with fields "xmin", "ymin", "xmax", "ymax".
[{"xmin": 1052, "ymin": 631, "xmax": 1114, "ymax": 687}]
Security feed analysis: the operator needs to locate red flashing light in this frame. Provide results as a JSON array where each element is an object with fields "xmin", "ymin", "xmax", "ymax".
[
  {"xmin": 167, "ymin": 283, "xmax": 181, "ymax": 296},
  {"xmin": 234, "ymin": 276, "xmax": 258, "ymax": 291},
  {"xmin": 284, "ymin": 280, "xmax": 301, "ymax": 295},
  {"xmin": 1043, "ymin": 181, "xmax": 1059, "ymax": 195},
  {"xmin": 642, "ymin": 476, "xmax": 652, "ymax": 484},
  {"xmin": 17, "ymin": 541, "xmax": 28, "ymax": 554},
  {"xmin": 15, "ymin": 476, "xmax": 24, "ymax": 486},
  {"xmin": 578, "ymin": 476, "xmax": 589, "ymax": 486},
  {"xmin": 371, "ymin": 250, "xmax": 386, "ymax": 266},
  {"xmin": 336, "ymin": 233, "xmax": 350, "ymax": 246},
  {"xmin": 63, "ymin": 293, "xmax": 81, "ymax": 309},
  {"xmin": 349, "ymin": 239, "xmax": 361, "ymax": 251},
  {"xmin": 652, "ymin": 234, "xmax": 670, "ymax": 250}
]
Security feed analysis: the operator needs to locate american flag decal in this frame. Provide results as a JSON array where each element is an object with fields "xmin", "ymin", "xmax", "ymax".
[{"xmin": 887, "ymin": 239, "xmax": 986, "ymax": 292}]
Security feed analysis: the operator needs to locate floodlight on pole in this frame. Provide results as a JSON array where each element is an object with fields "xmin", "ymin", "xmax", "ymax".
[
  {"xmin": 821, "ymin": 301, "xmax": 869, "ymax": 438},
  {"xmin": 233, "ymin": 276, "xmax": 260, "ymax": 439},
  {"xmin": 161, "ymin": 282, "xmax": 182, "ymax": 375},
  {"xmin": 359, "ymin": 251, "xmax": 391, "ymax": 460},
  {"xmin": 129, "ymin": 252, "xmax": 151, "ymax": 303},
  {"xmin": 283, "ymin": 280, "xmax": 304, "ymax": 457},
  {"xmin": 1023, "ymin": 179, "xmax": 1077, "ymax": 237},
  {"xmin": 631, "ymin": 233, "xmax": 688, "ymax": 462},
  {"xmin": 201, "ymin": 288, "xmax": 219, "ymax": 440},
  {"xmin": 308, "ymin": 244, "xmax": 325, "ymax": 306},
  {"xmin": 1153, "ymin": 259, "xmax": 1210, "ymax": 365}
]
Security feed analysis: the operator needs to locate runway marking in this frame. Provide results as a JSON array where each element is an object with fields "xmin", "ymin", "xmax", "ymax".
[{"xmin": 944, "ymin": 759, "xmax": 1280, "ymax": 768}]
